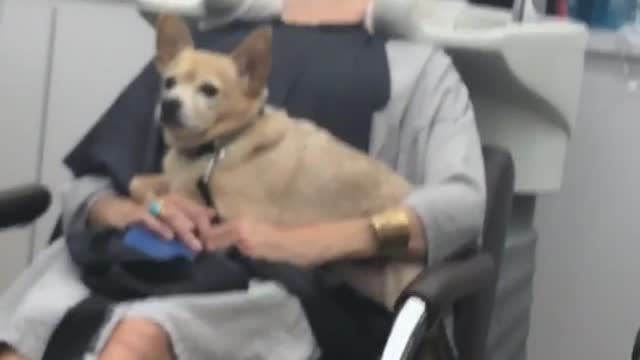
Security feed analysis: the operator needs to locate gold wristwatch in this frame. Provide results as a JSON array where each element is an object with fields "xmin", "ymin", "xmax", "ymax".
[{"xmin": 369, "ymin": 208, "xmax": 411, "ymax": 256}]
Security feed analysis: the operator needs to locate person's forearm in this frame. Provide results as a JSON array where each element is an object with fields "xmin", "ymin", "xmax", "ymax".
[
  {"xmin": 61, "ymin": 175, "xmax": 117, "ymax": 235},
  {"xmin": 287, "ymin": 206, "xmax": 427, "ymax": 266},
  {"xmin": 291, "ymin": 218, "xmax": 376, "ymax": 265}
]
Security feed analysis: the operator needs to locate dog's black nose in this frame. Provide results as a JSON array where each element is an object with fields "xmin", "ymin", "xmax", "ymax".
[{"xmin": 160, "ymin": 99, "xmax": 182, "ymax": 127}]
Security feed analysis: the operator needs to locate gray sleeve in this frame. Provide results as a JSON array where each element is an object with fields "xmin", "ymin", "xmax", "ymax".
[
  {"xmin": 60, "ymin": 175, "xmax": 117, "ymax": 236},
  {"xmin": 403, "ymin": 51, "xmax": 486, "ymax": 266}
]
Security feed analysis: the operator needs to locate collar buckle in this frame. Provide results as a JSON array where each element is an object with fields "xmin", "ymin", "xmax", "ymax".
[{"xmin": 197, "ymin": 147, "xmax": 226, "ymax": 212}]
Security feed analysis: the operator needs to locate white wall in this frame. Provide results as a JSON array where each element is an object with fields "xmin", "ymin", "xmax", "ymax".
[
  {"xmin": 529, "ymin": 52, "xmax": 640, "ymax": 359},
  {"xmin": 0, "ymin": 0, "xmax": 53, "ymax": 289},
  {"xmin": 33, "ymin": 0, "xmax": 153, "ymax": 251},
  {"xmin": 0, "ymin": 0, "xmax": 152, "ymax": 288}
]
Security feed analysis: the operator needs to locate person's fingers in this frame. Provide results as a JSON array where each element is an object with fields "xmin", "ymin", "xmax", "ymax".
[
  {"xmin": 168, "ymin": 194, "xmax": 216, "ymax": 221},
  {"xmin": 200, "ymin": 223, "xmax": 230, "ymax": 252},
  {"xmin": 167, "ymin": 195, "xmax": 217, "ymax": 246},
  {"xmin": 138, "ymin": 212, "xmax": 174, "ymax": 240},
  {"xmin": 195, "ymin": 217, "xmax": 214, "ymax": 245},
  {"xmin": 161, "ymin": 206, "xmax": 202, "ymax": 252},
  {"xmin": 193, "ymin": 216, "xmax": 211, "ymax": 242},
  {"xmin": 200, "ymin": 222, "xmax": 240, "ymax": 252}
]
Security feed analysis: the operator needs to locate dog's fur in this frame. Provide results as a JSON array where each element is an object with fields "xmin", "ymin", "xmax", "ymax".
[{"xmin": 130, "ymin": 15, "xmax": 423, "ymax": 308}]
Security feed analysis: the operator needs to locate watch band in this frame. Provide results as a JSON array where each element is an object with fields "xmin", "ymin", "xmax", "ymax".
[{"xmin": 369, "ymin": 207, "xmax": 411, "ymax": 256}]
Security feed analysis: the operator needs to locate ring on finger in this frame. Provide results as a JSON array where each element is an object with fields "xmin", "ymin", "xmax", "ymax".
[{"xmin": 148, "ymin": 199, "xmax": 165, "ymax": 218}]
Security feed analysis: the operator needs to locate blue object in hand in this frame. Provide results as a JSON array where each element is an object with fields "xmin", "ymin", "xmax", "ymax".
[{"xmin": 123, "ymin": 225, "xmax": 195, "ymax": 261}]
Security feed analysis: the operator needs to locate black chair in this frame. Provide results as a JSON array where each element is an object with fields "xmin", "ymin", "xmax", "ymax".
[
  {"xmin": 382, "ymin": 145, "xmax": 514, "ymax": 360},
  {"xmin": 0, "ymin": 146, "xmax": 512, "ymax": 360},
  {"xmin": 0, "ymin": 184, "xmax": 51, "ymax": 230},
  {"xmin": 632, "ymin": 327, "xmax": 640, "ymax": 360}
]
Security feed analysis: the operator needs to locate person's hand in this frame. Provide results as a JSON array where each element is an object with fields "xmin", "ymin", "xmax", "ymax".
[
  {"xmin": 90, "ymin": 194, "xmax": 217, "ymax": 252},
  {"xmin": 89, "ymin": 196, "xmax": 174, "ymax": 239},
  {"xmin": 199, "ymin": 220, "xmax": 328, "ymax": 267},
  {"xmin": 200, "ymin": 220, "xmax": 310, "ymax": 265},
  {"xmin": 145, "ymin": 193, "xmax": 217, "ymax": 251}
]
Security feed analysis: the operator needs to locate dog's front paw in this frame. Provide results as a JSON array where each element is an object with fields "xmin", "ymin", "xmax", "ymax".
[{"xmin": 129, "ymin": 174, "xmax": 169, "ymax": 204}]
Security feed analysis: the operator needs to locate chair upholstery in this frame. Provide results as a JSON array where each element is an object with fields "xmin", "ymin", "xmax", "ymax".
[
  {"xmin": 390, "ymin": 145, "xmax": 514, "ymax": 360},
  {"xmin": 454, "ymin": 145, "xmax": 514, "ymax": 360}
]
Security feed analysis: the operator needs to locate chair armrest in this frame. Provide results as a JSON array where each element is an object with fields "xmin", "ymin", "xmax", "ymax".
[
  {"xmin": 398, "ymin": 252, "xmax": 495, "ymax": 309},
  {"xmin": 381, "ymin": 254, "xmax": 495, "ymax": 360},
  {"xmin": 0, "ymin": 184, "xmax": 51, "ymax": 229}
]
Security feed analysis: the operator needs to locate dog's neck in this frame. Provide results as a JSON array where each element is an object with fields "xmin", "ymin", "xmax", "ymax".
[
  {"xmin": 209, "ymin": 106, "xmax": 289, "ymax": 168},
  {"xmin": 176, "ymin": 106, "xmax": 266, "ymax": 160}
]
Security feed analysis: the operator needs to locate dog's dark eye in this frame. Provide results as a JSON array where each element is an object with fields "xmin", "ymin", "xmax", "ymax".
[
  {"xmin": 199, "ymin": 83, "xmax": 218, "ymax": 98},
  {"xmin": 164, "ymin": 77, "xmax": 176, "ymax": 90}
]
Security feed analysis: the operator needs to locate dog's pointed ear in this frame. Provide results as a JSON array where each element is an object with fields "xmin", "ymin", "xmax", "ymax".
[
  {"xmin": 231, "ymin": 27, "xmax": 272, "ymax": 98},
  {"xmin": 156, "ymin": 14, "xmax": 194, "ymax": 72}
]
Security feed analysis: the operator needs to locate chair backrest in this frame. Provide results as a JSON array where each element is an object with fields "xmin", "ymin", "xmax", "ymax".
[{"xmin": 454, "ymin": 145, "xmax": 514, "ymax": 360}]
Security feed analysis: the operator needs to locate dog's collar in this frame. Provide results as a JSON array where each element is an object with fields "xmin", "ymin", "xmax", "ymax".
[
  {"xmin": 179, "ymin": 142, "xmax": 218, "ymax": 160},
  {"xmin": 177, "ymin": 106, "xmax": 266, "ymax": 161},
  {"xmin": 183, "ymin": 105, "xmax": 266, "ymax": 214},
  {"xmin": 177, "ymin": 130, "xmax": 238, "ymax": 160}
]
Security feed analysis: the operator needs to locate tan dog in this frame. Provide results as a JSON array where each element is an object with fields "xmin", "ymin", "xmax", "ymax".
[{"xmin": 130, "ymin": 14, "xmax": 423, "ymax": 308}]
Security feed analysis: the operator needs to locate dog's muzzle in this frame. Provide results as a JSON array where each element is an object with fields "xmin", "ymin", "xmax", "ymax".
[{"xmin": 159, "ymin": 99, "xmax": 183, "ymax": 128}]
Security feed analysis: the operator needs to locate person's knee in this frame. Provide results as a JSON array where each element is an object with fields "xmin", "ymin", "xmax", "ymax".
[
  {"xmin": 0, "ymin": 345, "xmax": 28, "ymax": 360},
  {"xmin": 0, "ymin": 353, "xmax": 28, "ymax": 360},
  {"xmin": 99, "ymin": 318, "xmax": 173, "ymax": 360}
]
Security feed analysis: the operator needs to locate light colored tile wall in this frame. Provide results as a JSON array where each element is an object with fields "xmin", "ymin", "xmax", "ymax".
[
  {"xmin": 529, "ymin": 53, "xmax": 640, "ymax": 360},
  {"xmin": 33, "ymin": 1, "xmax": 153, "ymax": 252},
  {"xmin": 0, "ymin": 0, "xmax": 53, "ymax": 289}
]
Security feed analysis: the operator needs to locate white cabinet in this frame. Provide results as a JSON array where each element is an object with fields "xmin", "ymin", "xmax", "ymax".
[
  {"xmin": 530, "ymin": 53, "xmax": 640, "ymax": 360},
  {"xmin": 33, "ymin": 0, "xmax": 153, "ymax": 252}
]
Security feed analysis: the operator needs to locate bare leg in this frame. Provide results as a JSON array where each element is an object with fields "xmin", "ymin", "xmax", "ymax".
[
  {"xmin": 0, "ymin": 353, "xmax": 28, "ymax": 360},
  {"xmin": 0, "ymin": 346, "xmax": 28, "ymax": 360},
  {"xmin": 99, "ymin": 318, "xmax": 173, "ymax": 360}
]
